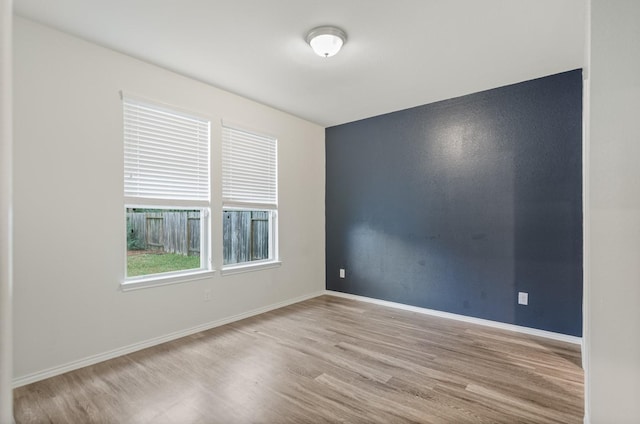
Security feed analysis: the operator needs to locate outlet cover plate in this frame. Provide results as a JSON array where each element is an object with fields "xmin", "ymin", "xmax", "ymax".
[{"xmin": 518, "ymin": 291, "xmax": 528, "ymax": 305}]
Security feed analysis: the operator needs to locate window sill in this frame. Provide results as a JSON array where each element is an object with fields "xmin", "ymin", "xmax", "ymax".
[
  {"xmin": 221, "ymin": 260, "xmax": 282, "ymax": 276},
  {"xmin": 121, "ymin": 269, "xmax": 216, "ymax": 292}
]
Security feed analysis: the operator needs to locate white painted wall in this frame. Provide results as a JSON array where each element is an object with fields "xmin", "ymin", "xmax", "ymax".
[
  {"xmin": 12, "ymin": 17, "xmax": 325, "ymax": 382},
  {"xmin": 587, "ymin": 0, "xmax": 640, "ymax": 422},
  {"xmin": 0, "ymin": 0, "xmax": 13, "ymax": 421}
]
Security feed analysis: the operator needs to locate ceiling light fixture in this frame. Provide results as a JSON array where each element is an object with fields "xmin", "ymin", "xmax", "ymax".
[{"xmin": 306, "ymin": 26, "xmax": 347, "ymax": 58}]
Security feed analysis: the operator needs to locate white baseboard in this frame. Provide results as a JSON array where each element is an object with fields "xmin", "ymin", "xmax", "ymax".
[
  {"xmin": 324, "ymin": 290, "xmax": 582, "ymax": 345},
  {"xmin": 13, "ymin": 290, "xmax": 326, "ymax": 388},
  {"xmin": 14, "ymin": 289, "xmax": 581, "ymax": 388}
]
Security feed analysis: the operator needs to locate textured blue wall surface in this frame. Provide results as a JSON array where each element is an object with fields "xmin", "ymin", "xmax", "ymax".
[{"xmin": 325, "ymin": 70, "xmax": 583, "ymax": 336}]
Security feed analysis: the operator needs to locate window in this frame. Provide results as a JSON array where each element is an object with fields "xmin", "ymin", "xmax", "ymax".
[
  {"xmin": 222, "ymin": 124, "xmax": 278, "ymax": 270},
  {"xmin": 123, "ymin": 94, "xmax": 211, "ymax": 287}
]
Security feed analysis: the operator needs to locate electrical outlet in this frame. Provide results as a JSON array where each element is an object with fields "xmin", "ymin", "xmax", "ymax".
[
  {"xmin": 204, "ymin": 289, "xmax": 212, "ymax": 302},
  {"xmin": 339, "ymin": 268, "xmax": 345, "ymax": 279},
  {"xmin": 518, "ymin": 292, "xmax": 528, "ymax": 305}
]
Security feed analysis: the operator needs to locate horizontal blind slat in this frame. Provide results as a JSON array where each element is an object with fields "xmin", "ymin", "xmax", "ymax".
[
  {"xmin": 221, "ymin": 125, "xmax": 277, "ymax": 206},
  {"xmin": 124, "ymin": 103, "xmax": 209, "ymax": 127},
  {"xmin": 124, "ymin": 96, "xmax": 210, "ymax": 203}
]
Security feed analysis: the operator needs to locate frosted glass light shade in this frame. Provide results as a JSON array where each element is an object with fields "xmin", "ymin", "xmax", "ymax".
[{"xmin": 306, "ymin": 26, "xmax": 347, "ymax": 58}]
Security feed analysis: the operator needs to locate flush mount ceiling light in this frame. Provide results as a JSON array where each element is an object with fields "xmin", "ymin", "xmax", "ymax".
[{"xmin": 306, "ymin": 26, "xmax": 347, "ymax": 58}]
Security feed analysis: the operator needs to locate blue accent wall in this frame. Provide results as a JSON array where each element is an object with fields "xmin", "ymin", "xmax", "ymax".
[{"xmin": 325, "ymin": 70, "xmax": 583, "ymax": 337}]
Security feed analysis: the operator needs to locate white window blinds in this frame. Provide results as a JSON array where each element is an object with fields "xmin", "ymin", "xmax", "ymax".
[
  {"xmin": 123, "ymin": 96, "xmax": 210, "ymax": 204},
  {"xmin": 222, "ymin": 125, "xmax": 277, "ymax": 208}
]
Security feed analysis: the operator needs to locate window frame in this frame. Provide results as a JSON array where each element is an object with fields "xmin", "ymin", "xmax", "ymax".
[
  {"xmin": 221, "ymin": 206, "xmax": 280, "ymax": 275},
  {"xmin": 121, "ymin": 93, "xmax": 214, "ymax": 290},
  {"xmin": 122, "ymin": 205, "xmax": 214, "ymax": 291},
  {"xmin": 221, "ymin": 122, "xmax": 280, "ymax": 273}
]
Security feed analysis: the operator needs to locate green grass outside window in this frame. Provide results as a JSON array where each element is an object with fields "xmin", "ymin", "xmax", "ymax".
[{"xmin": 127, "ymin": 253, "xmax": 200, "ymax": 277}]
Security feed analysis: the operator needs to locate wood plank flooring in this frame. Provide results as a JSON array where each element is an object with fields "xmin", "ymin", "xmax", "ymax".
[{"xmin": 14, "ymin": 295, "xmax": 584, "ymax": 423}]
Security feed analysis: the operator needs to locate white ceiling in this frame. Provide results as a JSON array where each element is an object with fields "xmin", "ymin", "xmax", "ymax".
[{"xmin": 14, "ymin": 0, "xmax": 586, "ymax": 127}]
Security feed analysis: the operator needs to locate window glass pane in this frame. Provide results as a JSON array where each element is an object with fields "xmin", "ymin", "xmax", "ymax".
[
  {"xmin": 126, "ymin": 207, "xmax": 202, "ymax": 277},
  {"xmin": 223, "ymin": 209, "xmax": 271, "ymax": 265}
]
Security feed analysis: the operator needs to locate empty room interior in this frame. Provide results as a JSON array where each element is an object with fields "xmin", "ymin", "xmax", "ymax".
[{"xmin": 1, "ymin": 0, "xmax": 639, "ymax": 423}]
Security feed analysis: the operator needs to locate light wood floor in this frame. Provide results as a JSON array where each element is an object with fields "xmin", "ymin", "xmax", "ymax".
[{"xmin": 14, "ymin": 295, "xmax": 584, "ymax": 423}]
